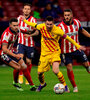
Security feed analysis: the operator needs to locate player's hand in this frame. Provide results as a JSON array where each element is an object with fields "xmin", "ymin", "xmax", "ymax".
[
  {"xmin": 19, "ymin": 15, "xmax": 25, "ymax": 21},
  {"xmin": 24, "ymin": 34, "xmax": 31, "ymax": 38},
  {"xmin": 79, "ymin": 45, "xmax": 86, "ymax": 51},
  {"xmin": 14, "ymin": 54, "xmax": 21, "ymax": 60}
]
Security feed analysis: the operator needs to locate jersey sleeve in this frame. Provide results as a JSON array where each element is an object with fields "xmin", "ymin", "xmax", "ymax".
[
  {"xmin": 54, "ymin": 26, "xmax": 64, "ymax": 36},
  {"xmin": 18, "ymin": 17, "xmax": 28, "ymax": 33},
  {"xmin": 1, "ymin": 32, "xmax": 11, "ymax": 44},
  {"xmin": 24, "ymin": 19, "xmax": 42, "ymax": 30},
  {"xmin": 65, "ymin": 35, "xmax": 80, "ymax": 49}
]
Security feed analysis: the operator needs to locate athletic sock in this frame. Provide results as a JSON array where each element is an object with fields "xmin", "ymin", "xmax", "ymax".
[
  {"xmin": 56, "ymin": 71, "xmax": 66, "ymax": 86},
  {"xmin": 38, "ymin": 73, "xmax": 45, "ymax": 85},
  {"xmin": 67, "ymin": 70, "xmax": 77, "ymax": 87},
  {"xmin": 27, "ymin": 64, "xmax": 32, "ymax": 73},
  {"xmin": 22, "ymin": 68, "xmax": 34, "ymax": 85},
  {"xmin": 13, "ymin": 69, "xmax": 19, "ymax": 83},
  {"xmin": 19, "ymin": 69, "xmax": 23, "ymax": 75}
]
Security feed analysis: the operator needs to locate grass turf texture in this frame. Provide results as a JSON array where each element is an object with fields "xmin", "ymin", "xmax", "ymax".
[{"xmin": 0, "ymin": 65, "xmax": 90, "ymax": 100}]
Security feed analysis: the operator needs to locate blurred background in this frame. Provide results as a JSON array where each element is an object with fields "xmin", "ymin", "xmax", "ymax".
[{"xmin": 0, "ymin": 0, "xmax": 90, "ymax": 65}]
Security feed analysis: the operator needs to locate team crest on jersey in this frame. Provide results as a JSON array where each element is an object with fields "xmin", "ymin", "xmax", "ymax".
[{"xmin": 5, "ymin": 36, "xmax": 9, "ymax": 40}]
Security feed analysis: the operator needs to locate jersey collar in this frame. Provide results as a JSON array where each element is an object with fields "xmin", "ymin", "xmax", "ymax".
[
  {"xmin": 26, "ymin": 15, "xmax": 30, "ymax": 20},
  {"xmin": 63, "ymin": 19, "xmax": 74, "ymax": 25},
  {"xmin": 9, "ymin": 28, "xmax": 19, "ymax": 34}
]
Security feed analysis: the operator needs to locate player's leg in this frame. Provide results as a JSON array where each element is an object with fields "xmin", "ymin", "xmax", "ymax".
[
  {"xmin": 26, "ymin": 58, "xmax": 32, "ymax": 73},
  {"xmin": 18, "ymin": 54, "xmax": 24, "ymax": 84},
  {"xmin": 18, "ymin": 58, "xmax": 36, "ymax": 91},
  {"xmin": 77, "ymin": 50, "xmax": 90, "ymax": 73},
  {"xmin": 63, "ymin": 53, "xmax": 78, "ymax": 92},
  {"xmin": 66, "ymin": 63, "xmax": 78, "ymax": 92},
  {"xmin": 25, "ymin": 46, "xmax": 34, "ymax": 85},
  {"xmin": 17, "ymin": 44, "xmax": 24, "ymax": 84},
  {"xmin": 52, "ymin": 61, "xmax": 70, "ymax": 93},
  {"xmin": 25, "ymin": 58, "xmax": 32, "ymax": 85},
  {"xmin": 0, "ymin": 52, "xmax": 21, "ymax": 70},
  {"xmin": 52, "ymin": 52, "xmax": 70, "ymax": 92},
  {"xmin": 83, "ymin": 61, "xmax": 90, "ymax": 73},
  {"xmin": 36, "ymin": 55, "xmax": 48, "ymax": 92},
  {"xmin": 0, "ymin": 53, "xmax": 23, "ymax": 91}
]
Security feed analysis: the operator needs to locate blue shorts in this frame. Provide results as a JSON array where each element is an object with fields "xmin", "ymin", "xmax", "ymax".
[
  {"xmin": 18, "ymin": 44, "xmax": 34, "ymax": 59},
  {"xmin": 0, "ymin": 52, "xmax": 21, "ymax": 64},
  {"xmin": 61, "ymin": 50, "xmax": 88, "ymax": 65}
]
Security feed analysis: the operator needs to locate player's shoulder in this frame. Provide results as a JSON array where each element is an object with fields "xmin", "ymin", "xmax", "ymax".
[
  {"xmin": 73, "ymin": 18, "xmax": 81, "ymax": 23},
  {"xmin": 3, "ymin": 27, "xmax": 10, "ymax": 33},
  {"xmin": 58, "ymin": 21, "xmax": 64, "ymax": 27},
  {"xmin": 3, "ymin": 27, "xmax": 13, "ymax": 36},
  {"xmin": 38, "ymin": 23, "xmax": 45, "ymax": 27},
  {"xmin": 53, "ymin": 25, "xmax": 61, "ymax": 31}
]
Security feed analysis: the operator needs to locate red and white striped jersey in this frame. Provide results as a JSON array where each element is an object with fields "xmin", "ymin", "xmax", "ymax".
[
  {"xmin": 18, "ymin": 16, "xmax": 36, "ymax": 47},
  {"xmin": 58, "ymin": 19, "xmax": 82, "ymax": 54},
  {"xmin": 0, "ymin": 27, "xmax": 18, "ymax": 54}
]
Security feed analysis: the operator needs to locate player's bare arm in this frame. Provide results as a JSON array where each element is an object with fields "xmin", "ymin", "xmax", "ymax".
[
  {"xmin": 80, "ymin": 28, "xmax": 90, "ymax": 38},
  {"xmin": 2, "ymin": 43, "xmax": 20, "ymax": 59},
  {"xmin": 24, "ymin": 30, "xmax": 39, "ymax": 38}
]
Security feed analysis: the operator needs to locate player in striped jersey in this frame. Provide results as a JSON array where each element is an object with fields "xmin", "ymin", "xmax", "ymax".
[
  {"xmin": 17, "ymin": 3, "xmax": 39, "ymax": 84},
  {"xmin": 20, "ymin": 15, "xmax": 86, "ymax": 92},
  {"xmin": 58, "ymin": 9, "xmax": 90, "ymax": 92},
  {"xmin": 0, "ymin": 18, "xmax": 36, "ymax": 91}
]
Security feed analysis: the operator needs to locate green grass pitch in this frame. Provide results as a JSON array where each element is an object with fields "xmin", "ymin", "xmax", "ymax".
[{"xmin": 0, "ymin": 65, "xmax": 90, "ymax": 100}]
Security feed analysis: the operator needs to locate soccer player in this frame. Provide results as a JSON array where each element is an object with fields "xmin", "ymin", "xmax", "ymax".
[
  {"xmin": 20, "ymin": 15, "xmax": 85, "ymax": 92},
  {"xmin": 0, "ymin": 18, "xmax": 36, "ymax": 91},
  {"xmin": 17, "ymin": 3, "xmax": 39, "ymax": 84},
  {"xmin": 58, "ymin": 9, "xmax": 90, "ymax": 92}
]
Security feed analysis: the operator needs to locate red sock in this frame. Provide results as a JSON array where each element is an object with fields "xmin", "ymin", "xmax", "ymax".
[
  {"xmin": 19, "ymin": 69, "xmax": 23, "ymax": 75},
  {"xmin": 13, "ymin": 69, "xmax": 19, "ymax": 83},
  {"xmin": 22, "ymin": 68, "xmax": 34, "ymax": 85},
  {"xmin": 67, "ymin": 70, "xmax": 77, "ymax": 87},
  {"xmin": 27, "ymin": 64, "xmax": 32, "ymax": 73}
]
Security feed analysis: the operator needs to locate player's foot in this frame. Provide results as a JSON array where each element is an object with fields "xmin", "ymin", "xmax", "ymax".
[
  {"xmin": 65, "ymin": 85, "xmax": 70, "ymax": 93},
  {"xmin": 30, "ymin": 85, "xmax": 37, "ymax": 91},
  {"xmin": 13, "ymin": 81, "xmax": 23, "ymax": 91},
  {"xmin": 86, "ymin": 66, "xmax": 90, "ymax": 73},
  {"xmin": 73, "ymin": 86, "xmax": 78, "ymax": 92},
  {"xmin": 18, "ymin": 75, "xmax": 23, "ymax": 84},
  {"xmin": 25, "ymin": 80, "xmax": 29, "ymax": 85},
  {"xmin": 36, "ymin": 83, "xmax": 47, "ymax": 92}
]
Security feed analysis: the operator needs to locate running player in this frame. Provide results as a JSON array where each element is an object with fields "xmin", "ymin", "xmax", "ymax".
[
  {"xmin": 0, "ymin": 18, "xmax": 36, "ymax": 91},
  {"xmin": 17, "ymin": 3, "xmax": 39, "ymax": 84},
  {"xmin": 58, "ymin": 9, "xmax": 90, "ymax": 92},
  {"xmin": 20, "ymin": 15, "xmax": 85, "ymax": 92}
]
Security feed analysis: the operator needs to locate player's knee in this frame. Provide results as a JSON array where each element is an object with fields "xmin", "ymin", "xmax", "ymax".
[
  {"xmin": 38, "ymin": 72, "xmax": 42, "ymax": 75},
  {"xmin": 53, "ymin": 69, "xmax": 59, "ymax": 74},
  {"xmin": 15, "ymin": 65, "xmax": 21, "ymax": 70},
  {"xmin": 21, "ymin": 62, "xmax": 27, "ymax": 69},
  {"xmin": 26, "ymin": 60, "xmax": 31, "ymax": 65},
  {"xmin": 66, "ymin": 64, "xmax": 72, "ymax": 71}
]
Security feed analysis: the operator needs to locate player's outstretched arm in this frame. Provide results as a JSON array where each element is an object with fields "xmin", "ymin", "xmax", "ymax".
[
  {"xmin": 19, "ymin": 15, "xmax": 37, "ymax": 28},
  {"xmin": 80, "ymin": 28, "xmax": 90, "ymax": 38},
  {"xmin": 64, "ymin": 35, "xmax": 86, "ymax": 51}
]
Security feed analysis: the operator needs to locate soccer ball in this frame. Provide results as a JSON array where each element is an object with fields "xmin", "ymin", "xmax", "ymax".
[{"xmin": 54, "ymin": 83, "xmax": 65, "ymax": 94}]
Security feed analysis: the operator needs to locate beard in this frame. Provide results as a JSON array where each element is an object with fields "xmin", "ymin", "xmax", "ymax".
[
  {"xmin": 25, "ymin": 14, "xmax": 29, "ymax": 16},
  {"xmin": 64, "ymin": 17, "xmax": 72, "ymax": 24}
]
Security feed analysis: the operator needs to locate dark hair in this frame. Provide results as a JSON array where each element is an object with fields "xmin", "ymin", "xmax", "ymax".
[
  {"xmin": 45, "ymin": 16, "xmax": 54, "ymax": 22},
  {"xmin": 64, "ymin": 9, "xmax": 72, "ymax": 13},
  {"xmin": 9, "ymin": 18, "xmax": 18, "ymax": 24},
  {"xmin": 23, "ymin": 3, "xmax": 31, "ymax": 8}
]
